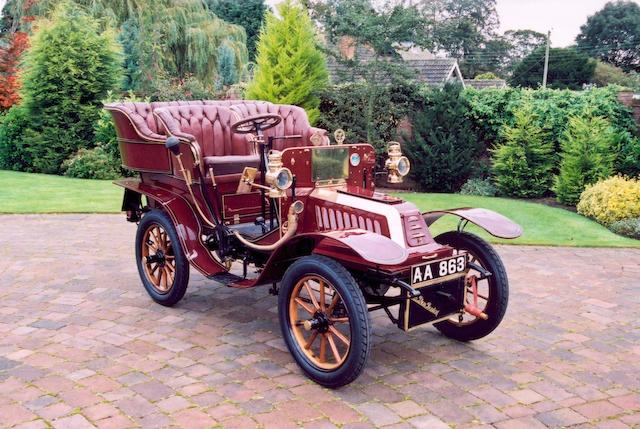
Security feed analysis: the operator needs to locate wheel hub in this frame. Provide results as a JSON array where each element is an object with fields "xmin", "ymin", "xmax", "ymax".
[
  {"xmin": 303, "ymin": 311, "xmax": 330, "ymax": 333},
  {"xmin": 146, "ymin": 249, "xmax": 165, "ymax": 266}
]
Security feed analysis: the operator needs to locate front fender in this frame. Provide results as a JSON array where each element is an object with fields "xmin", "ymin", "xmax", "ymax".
[
  {"xmin": 423, "ymin": 207, "xmax": 523, "ymax": 239},
  {"xmin": 253, "ymin": 229, "xmax": 408, "ymax": 287},
  {"xmin": 312, "ymin": 229, "xmax": 408, "ymax": 265}
]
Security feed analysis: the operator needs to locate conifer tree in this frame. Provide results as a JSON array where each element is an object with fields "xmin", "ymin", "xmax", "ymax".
[
  {"xmin": 217, "ymin": 43, "xmax": 238, "ymax": 87},
  {"xmin": 247, "ymin": 0, "xmax": 328, "ymax": 124},
  {"xmin": 19, "ymin": 1, "xmax": 122, "ymax": 174},
  {"xmin": 554, "ymin": 113, "xmax": 616, "ymax": 204},
  {"xmin": 492, "ymin": 100, "xmax": 555, "ymax": 197},
  {"xmin": 405, "ymin": 84, "xmax": 479, "ymax": 192}
]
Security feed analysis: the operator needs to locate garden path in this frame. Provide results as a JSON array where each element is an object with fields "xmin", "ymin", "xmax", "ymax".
[{"xmin": 0, "ymin": 215, "xmax": 639, "ymax": 428}]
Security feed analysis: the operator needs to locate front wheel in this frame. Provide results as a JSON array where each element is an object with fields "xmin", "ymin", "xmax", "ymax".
[
  {"xmin": 278, "ymin": 255, "xmax": 371, "ymax": 388},
  {"xmin": 433, "ymin": 231, "xmax": 509, "ymax": 341},
  {"xmin": 135, "ymin": 209, "xmax": 189, "ymax": 307}
]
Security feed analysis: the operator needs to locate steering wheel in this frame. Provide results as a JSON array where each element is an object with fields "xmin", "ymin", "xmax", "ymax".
[{"xmin": 231, "ymin": 114, "xmax": 282, "ymax": 135}]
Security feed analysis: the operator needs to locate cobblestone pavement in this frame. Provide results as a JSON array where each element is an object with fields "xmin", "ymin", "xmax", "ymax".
[{"xmin": 0, "ymin": 214, "xmax": 639, "ymax": 429}]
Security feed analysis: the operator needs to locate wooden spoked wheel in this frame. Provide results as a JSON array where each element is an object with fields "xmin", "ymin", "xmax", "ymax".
[
  {"xmin": 289, "ymin": 275, "xmax": 352, "ymax": 370},
  {"xmin": 279, "ymin": 255, "xmax": 370, "ymax": 387},
  {"xmin": 433, "ymin": 231, "xmax": 509, "ymax": 341},
  {"xmin": 140, "ymin": 224, "xmax": 176, "ymax": 294}
]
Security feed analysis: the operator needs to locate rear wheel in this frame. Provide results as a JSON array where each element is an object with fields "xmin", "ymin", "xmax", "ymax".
[
  {"xmin": 433, "ymin": 231, "xmax": 508, "ymax": 341},
  {"xmin": 278, "ymin": 255, "xmax": 371, "ymax": 388},
  {"xmin": 135, "ymin": 209, "xmax": 189, "ymax": 306}
]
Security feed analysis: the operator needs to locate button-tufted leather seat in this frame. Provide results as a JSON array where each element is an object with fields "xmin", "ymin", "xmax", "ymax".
[
  {"xmin": 224, "ymin": 103, "xmax": 329, "ymax": 149},
  {"xmin": 104, "ymin": 99, "xmax": 329, "ymax": 178},
  {"xmin": 153, "ymin": 105, "xmax": 260, "ymax": 176}
]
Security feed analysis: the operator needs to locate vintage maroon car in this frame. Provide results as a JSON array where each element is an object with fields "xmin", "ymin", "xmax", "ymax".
[{"xmin": 106, "ymin": 99, "xmax": 522, "ymax": 387}]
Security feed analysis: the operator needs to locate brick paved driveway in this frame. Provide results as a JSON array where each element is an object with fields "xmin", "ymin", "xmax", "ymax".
[{"xmin": 0, "ymin": 215, "xmax": 639, "ymax": 429}]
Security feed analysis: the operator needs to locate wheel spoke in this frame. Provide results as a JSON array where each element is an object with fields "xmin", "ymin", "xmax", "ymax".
[
  {"xmin": 319, "ymin": 334, "xmax": 327, "ymax": 363},
  {"xmin": 467, "ymin": 290, "xmax": 488, "ymax": 301},
  {"xmin": 305, "ymin": 331, "xmax": 318, "ymax": 350},
  {"xmin": 150, "ymin": 263, "xmax": 160, "ymax": 275},
  {"xmin": 156, "ymin": 266, "xmax": 164, "ymax": 288},
  {"xmin": 150, "ymin": 227, "xmax": 159, "ymax": 244},
  {"xmin": 162, "ymin": 267, "xmax": 169, "ymax": 290},
  {"xmin": 163, "ymin": 266, "xmax": 172, "ymax": 287},
  {"xmin": 327, "ymin": 294, "xmax": 340, "ymax": 315},
  {"xmin": 319, "ymin": 280, "xmax": 326, "ymax": 310},
  {"xmin": 146, "ymin": 239, "xmax": 158, "ymax": 251},
  {"xmin": 329, "ymin": 326, "xmax": 349, "ymax": 346},
  {"xmin": 294, "ymin": 297, "xmax": 315, "ymax": 314},
  {"xmin": 304, "ymin": 281, "xmax": 320, "ymax": 309},
  {"xmin": 330, "ymin": 317, "xmax": 349, "ymax": 323},
  {"xmin": 326, "ymin": 333, "xmax": 341, "ymax": 363}
]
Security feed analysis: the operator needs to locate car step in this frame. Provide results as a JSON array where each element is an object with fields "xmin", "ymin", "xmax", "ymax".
[{"xmin": 209, "ymin": 272, "xmax": 257, "ymax": 289}]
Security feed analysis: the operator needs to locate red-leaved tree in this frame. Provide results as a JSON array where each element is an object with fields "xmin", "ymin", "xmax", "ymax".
[{"xmin": 0, "ymin": 31, "xmax": 29, "ymax": 110}]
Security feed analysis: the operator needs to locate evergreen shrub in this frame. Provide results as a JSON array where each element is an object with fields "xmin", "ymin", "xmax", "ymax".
[
  {"xmin": 317, "ymin": 80, "xmax": 422, "ymax": 158},
  {"xmin": 554, "ymin": 114, "xmax": 616, "ymax": 204},
  {"xmin": 491, "ymin": 101, "xmax": 555, "ymax": 197},
  {"xmin": 63, "ymin": 145, "xmax": 121, "ymax": 180},
  {"xmin": 608, "ymin": 218, "xmax": 640, "ymax": 239},
  {"xmin": 459, "ymin": 178, "xmax": 497, "ymax": 197},
  {"xmin": 0, "ymin": 105, "xmax": 31, "ymax": 171},
  {"xmin": 19, "ymin": 2, "xmax": 122, "ymax": 174},
  {"xmin": 247, "ymin": 0, "xmax": 328, "ymax": 124},
  {"xmin": 404, "ymin": 84, "xmax": 479, "ymax": 192}
]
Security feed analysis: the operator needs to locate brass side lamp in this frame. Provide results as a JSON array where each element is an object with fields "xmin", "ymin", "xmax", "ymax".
[
  {"xmin": 385, "ymin": 142, "xmax": 410, "ymax": 184},
  {"xmin": 264, "ymin": 150, "xmax": 293, "ymax": 198}
]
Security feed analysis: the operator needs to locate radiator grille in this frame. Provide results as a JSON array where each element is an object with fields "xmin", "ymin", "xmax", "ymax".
[{"xmin": 316, "ymin": 206, "xmax": 382, "ymax": 234}]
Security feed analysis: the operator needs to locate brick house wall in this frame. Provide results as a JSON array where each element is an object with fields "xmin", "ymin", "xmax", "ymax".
[{"xmin": 617, "ymin": 91, "xmax": 640, "ymax": 129}]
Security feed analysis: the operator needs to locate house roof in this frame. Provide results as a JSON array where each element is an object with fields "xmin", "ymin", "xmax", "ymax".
[
  {"xmin": 327, "ymin": 56, "xmax": 464, "ymax": 87},
  {"xmin": 325, "ymin": 37, "xmax": 465, "ymax": 87},
  {"xmin": 463, "ymin": 79, "xmax": 508, "ymax": 89},
  {"xmin": 405, "ymin": 59, "xmax": 461, "ymax": 87}
]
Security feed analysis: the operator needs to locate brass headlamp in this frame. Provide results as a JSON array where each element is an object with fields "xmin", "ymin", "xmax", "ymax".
[
  {"xmin": 385, "ymin": 142, "xmax": 410, "ymax": 184},
  {"xmin": 264, "ymin": 150, "xmax": 293, "ymax": 198}
]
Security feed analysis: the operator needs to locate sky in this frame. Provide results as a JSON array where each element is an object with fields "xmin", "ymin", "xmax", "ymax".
[
  {"xmin": 497, "ymin": 0, "xmax": 640, "ymax": 47},
  {"xmin": 2, "ymin": 0, "xmax": 639, "ymax": 48}
]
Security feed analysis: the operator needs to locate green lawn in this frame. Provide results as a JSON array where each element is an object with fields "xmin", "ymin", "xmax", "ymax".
[
  {"xmin": 0, "ymin": 170, "xmax": 122, "ymax": 213},
  {"xmin": 396, "ymin": 192, "xmax": 639, "ymax": 248},
  {"xmin": 0, "ymin": 170, "xmax": 637, "ymax": 247}
]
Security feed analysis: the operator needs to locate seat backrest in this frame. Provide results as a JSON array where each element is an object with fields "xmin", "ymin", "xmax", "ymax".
[
  {"xmin": 106, "ymin": 99, "xmax": 327, "ymax": 149},
  {"xmin": 228, "ymin": 103, "xmax": 315, "ymax": 151},
  {"xmin": 154, "ymin": 105, "xmax": 252, "ymax": 157},
  {"xmin": 105, "ymin": 101, "xmax": 204, "ymax": 141}
]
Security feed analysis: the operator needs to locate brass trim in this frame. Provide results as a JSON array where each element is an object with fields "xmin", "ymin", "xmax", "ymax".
[{"xmin": 117, "ymin": 137, "xmax": 164, "ymax": 145}]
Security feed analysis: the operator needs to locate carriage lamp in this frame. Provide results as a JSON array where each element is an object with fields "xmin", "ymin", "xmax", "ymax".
[
  {"xmin": 385, "ymin": 142, "xmax": 411, "ymax": 184},
  {"xmin": 265, "ymin": 150, "xmax": 293, "ymax": 198}
]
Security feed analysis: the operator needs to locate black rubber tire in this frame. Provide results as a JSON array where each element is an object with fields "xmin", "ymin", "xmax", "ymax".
[
  {"xmin": 278, "ymin": 255, "xmax": 371, "ymax": 388},
  {"xmin": 433, "ymin": 231, "xmax": 508, "ymax": 341},
  {"xmin": 135, "ymin": 209, "xmax": 189, "ymax": 307}
]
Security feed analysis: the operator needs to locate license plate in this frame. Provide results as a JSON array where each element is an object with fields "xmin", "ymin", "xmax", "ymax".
[{"xmin": 411, "ymin": 254, "xmax": 468, "ymax": 288}]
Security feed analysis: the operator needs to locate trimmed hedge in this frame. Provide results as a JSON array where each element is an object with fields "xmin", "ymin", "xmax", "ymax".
[{"xmin": 317, "ymin": 84, "xmax": 638, "ymax": 195}]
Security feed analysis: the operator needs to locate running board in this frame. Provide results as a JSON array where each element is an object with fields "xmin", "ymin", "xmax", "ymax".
[{"xmin": 209, "ymin": 272, "xmax": 258, "ymax": 289}]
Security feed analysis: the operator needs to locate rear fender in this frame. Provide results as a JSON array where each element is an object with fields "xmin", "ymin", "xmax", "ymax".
[
  {"xmin": 114, "ymin": 179, "xmax": 227, "ymax": 277},
  {"xmin": 423, "ymin": 207, "xmax": 523, "ymax": 239},
  {"xmin": 254, "ymin": 229, "xmax": 409, "ymax": 286}
]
